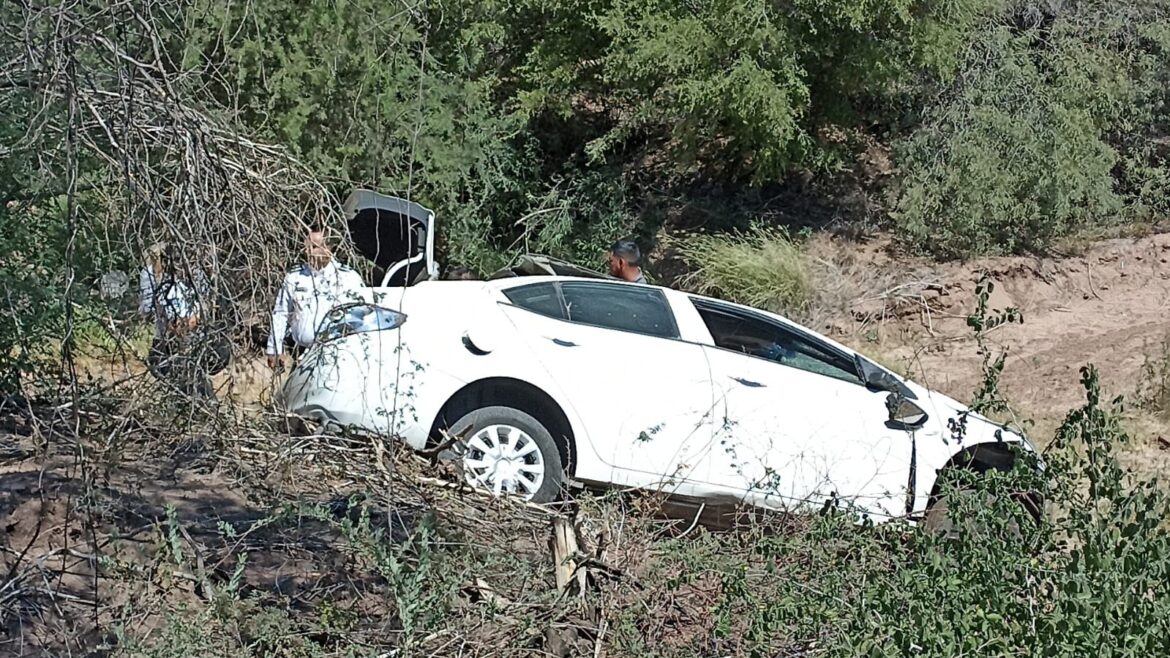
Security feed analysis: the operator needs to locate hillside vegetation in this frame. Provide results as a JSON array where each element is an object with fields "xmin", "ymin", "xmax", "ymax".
[{"xmin": 5, "ymin": 1, "xmax": 1170, "ymax": 376}]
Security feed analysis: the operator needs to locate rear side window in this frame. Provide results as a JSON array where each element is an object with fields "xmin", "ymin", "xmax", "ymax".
[
  {"xmin": 561, "ymin": 282, "xmax": 679, "ymax": 339},
  {"xmin": 503, "ymin": 283, "xmax": 565, "ymax": 319},
  {"xmin": 503, "ymin": 280, "xmax": 680, "ymax": 339}
]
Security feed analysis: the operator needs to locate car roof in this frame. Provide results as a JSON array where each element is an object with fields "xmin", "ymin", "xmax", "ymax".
[
  {"xmin": 483, "ymin": 274, "xmax": 667, "ymax": 293},
  {"xmin": 483, "ymin": 275, "xmax": 867, "ymax": 361}
]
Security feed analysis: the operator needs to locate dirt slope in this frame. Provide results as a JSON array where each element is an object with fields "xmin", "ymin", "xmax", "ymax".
[{"xmin": 823, "ymin": 232, "xmax": 1170, "ymax": 474}]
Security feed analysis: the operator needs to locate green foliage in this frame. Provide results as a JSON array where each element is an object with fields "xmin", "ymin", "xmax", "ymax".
[
  {"xmin": 893, "ymin": 28, "xmax": 1119, "ymax": 257},
  {"xmin": 671, "ymin": 224, "xmax": 810, "ymax": 316},
  {"xmin": 1106, "ymin": 13, "xmax": 1170, "ymax": 220},
  {"xmin": 303, "ymin": 501, "xmax": 459, "ymax": 647},
  {"xmin": 893, "ymin": 4, "xmax": 1170, "ymax": 258},
  {"xmin": 0, "ymin": 203, "xmax": 64, "ymax": 393},
  {"xmin": 181, "ymin": 0, "xmax": 531, "ymax": 273},
  {"xmin": 512, "ymin": 0, "xmax": 1000, "ymax": 182},
  {"xmin": 966, "ymin": 274, "xmax": 1024, "ymax": 417},
  {"xmin": 0, "ymin": 86, "xmax": 63, "ymax": 393},
  {"xmin": 505, "ymin": 164, "xmax": 637, "ymax": 270}
]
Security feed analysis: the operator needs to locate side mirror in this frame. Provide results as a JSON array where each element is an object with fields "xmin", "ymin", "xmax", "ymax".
[{"xmin": 885, "ymin": 392, "xmax": 928, "ymax": 431}]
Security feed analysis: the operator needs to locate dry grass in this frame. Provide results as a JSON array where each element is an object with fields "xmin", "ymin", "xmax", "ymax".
[
  {"xmin": 0, "ymin": 388, "xmax": 728, "ymax": 657},
  {"xmin": 669, "ymin": 224, "xmax": 811, "ymax": 317},
  {"xmin": 1135, "ymin": 330, "xmax": 1170, "ymax": 420}
]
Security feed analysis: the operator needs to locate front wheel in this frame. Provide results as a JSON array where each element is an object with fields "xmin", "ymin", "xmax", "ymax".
[
  {"xmin": 447, "ymin": 406, "xmax": 564, "ymax": 503},
  {"xmin": 923, "ymin": 472, "xmax": 1043, "ymax": 539}
]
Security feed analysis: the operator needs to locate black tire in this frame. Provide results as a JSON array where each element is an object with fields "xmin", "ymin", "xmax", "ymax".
[
  {"xmin": 923, "ymin": 487, "xmax": 992, "ymax": 538},
  {"xmin": 923, "ymin": 472, "xmax": 1042, "ymax": 539},
  {"xmin": 448, "ymin": 406, "xmax": 565, "ymax": 503}
]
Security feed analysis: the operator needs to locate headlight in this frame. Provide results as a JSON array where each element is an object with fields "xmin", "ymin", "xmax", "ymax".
[{"xmin": 317, "ymin": 303, "xmax": 407, "ymax": 343}]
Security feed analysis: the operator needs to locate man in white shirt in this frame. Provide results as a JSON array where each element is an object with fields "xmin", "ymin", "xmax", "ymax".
[
  {"xmin": 138, "ymin": 242, "xmax": 227, "ymax": 397},
  {"xmin": 266, "ymin": 223, "xmax": 366, "ymax": 369}
]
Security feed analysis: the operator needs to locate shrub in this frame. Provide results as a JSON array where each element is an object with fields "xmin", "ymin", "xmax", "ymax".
[
  {"xmin": 1136, "ymin": 331, "xmax": 1170, "ymax": 418},
  {"xmin": 892, "ymin": 25, "xmax": 1125, "ymax": 259},
  {"xmin": 671, "ymin": 224, "xmax": 810, "ymax": 316}
]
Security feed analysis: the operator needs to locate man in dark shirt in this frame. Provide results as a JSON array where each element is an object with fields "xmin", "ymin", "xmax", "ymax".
[{"xmin": 608, "ymin": 239, "xmax": 646, "ymax": 284}]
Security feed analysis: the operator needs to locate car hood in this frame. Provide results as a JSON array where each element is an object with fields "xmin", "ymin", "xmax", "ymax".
[{"xmin": 908, "ymin": 381, "xmax": 1034, "ymax": 451}]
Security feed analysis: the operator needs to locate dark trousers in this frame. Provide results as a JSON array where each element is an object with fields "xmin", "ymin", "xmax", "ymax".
[
  {"xmin": 148, "ymin": 329, "xmax": 231, "ymax": 399},
  {"xmin": 284, "ymin": 337, "xmax": 306, "ymax": 366}
]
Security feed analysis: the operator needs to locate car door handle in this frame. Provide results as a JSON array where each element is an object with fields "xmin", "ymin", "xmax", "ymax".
[
  {"xmin": 731, "ymin": 376, "xmax": 765, "ymax": 388},
  {"xmin": 550, "ymin": 338, "xmax": 578, "ymax": 347}
]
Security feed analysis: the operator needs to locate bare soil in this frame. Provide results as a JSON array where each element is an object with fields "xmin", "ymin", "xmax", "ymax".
[{"xmin": 819, "ymin": 232, "xmax": 1170, "ymax": 476}]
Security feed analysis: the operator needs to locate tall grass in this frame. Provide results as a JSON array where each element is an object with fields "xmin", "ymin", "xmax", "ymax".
[
  {"xmin": 1137, "ymin": 331, "xmax": 1170, "ymax": 419},
  {"xmin": 671, "ymin": 224, "xmax": 809, "ymax": 316}
]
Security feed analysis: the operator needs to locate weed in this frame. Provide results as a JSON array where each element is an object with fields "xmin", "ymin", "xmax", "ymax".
[
  {"xmin": 967, "ymin": 273, "xmax": 1023, "ymax": 419},
  {"xmin": 1135, "ymin": 331, "xmax": 1170, "ymax": 418},
  {"xmin": 670, "ymin": 224, "xmax": 810, "ymax": 316}
]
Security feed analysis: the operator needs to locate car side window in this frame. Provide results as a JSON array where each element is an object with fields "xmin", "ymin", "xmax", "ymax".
[
  {"xmin": 561, "ymin": 282, "xmax": 680, "ymax": 339},
  {"xmin": 694, "ymin": 301, "xmax": 863, "ymax": 386},
  {"xmin": 503, "ymin": 282, "xmax": 565, "ymax": 320}
]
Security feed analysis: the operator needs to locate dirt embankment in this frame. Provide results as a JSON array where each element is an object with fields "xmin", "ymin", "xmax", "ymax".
[{"xmin": 820, "ymin": 231, "xmax": 1170, "ymax": 474}]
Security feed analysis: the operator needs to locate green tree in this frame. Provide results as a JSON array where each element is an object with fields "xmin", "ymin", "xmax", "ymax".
[
  {"xmin": 506, "ymin": 0, "xmax": 1002, "ymax": 183},
  {"xmin": 893, "ymin": 3, "xmax": 1170, "ymax": 258},
  {"xmin": 181, "ymin": 0, "xmax": 533, "ymax": 272}
]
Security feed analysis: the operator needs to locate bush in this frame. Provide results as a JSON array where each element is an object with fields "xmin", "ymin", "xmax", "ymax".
[
  {"xmin": 1136, "ymin": 331, "xmax": 1170, "ymax": 418},
  {"xmin": 0, "ymin": 202, "xmax": 66, "ymax": 395},
  {"xmin": 670, "ymin": 224, "xmax": 809, "ymax": 316},
  {"xmin": 511, "ymin": 0, "xmax": 998, "ymax": 182},
  {"xmin": 891, "ymin": 24, "xmax": 1124, "ymax": 258}
]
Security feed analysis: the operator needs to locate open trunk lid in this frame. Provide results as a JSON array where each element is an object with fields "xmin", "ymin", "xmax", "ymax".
[{"xmin": 342, "ymin": 189, "xmax": 438, "ymax": 287}]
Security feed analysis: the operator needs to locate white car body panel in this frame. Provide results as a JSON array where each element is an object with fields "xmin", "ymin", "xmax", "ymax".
[
  {"xmin": 497, "ymin": 302, "xmax": 719, "ymax": 495},
  {"xmin": 280, "ymin": 190, "xmax": 1034, "ymax": 523},
  {"xmin": 698, "ymin": 345, "xmax": 911, "ymax": 518}
]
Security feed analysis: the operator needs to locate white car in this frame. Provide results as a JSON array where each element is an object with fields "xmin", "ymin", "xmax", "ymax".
[{"xmin": 280, "ymin": 190, "xmax": 1039, "ymax": 526}]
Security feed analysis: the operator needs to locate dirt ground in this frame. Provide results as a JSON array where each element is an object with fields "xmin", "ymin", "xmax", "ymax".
[{"xmin": 817, "ymin": 231, "xmax": 1170, "ymax": 477}]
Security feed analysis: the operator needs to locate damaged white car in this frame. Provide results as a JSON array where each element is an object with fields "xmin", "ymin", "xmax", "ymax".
[{"xmin": 280, "ymin": 190, "xmax": 1041, "ymax": 527}]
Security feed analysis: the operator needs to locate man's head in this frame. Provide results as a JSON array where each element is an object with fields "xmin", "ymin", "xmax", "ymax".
[
  {"xmin": 608, "ymin": 239, "xmax": 642, "ymax": 281},
  {"xmin": 144, "ymin": 241, "xmax": 169, "ymax": 276},
  {"xmin": 304, "ymin": 221, "xmax": 333, "ymax": 270}
]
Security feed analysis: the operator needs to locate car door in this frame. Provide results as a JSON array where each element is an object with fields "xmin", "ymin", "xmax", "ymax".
[
  {"xmin": 693, "ymin": 299, "xmax": 912, "ymax": 519},
  {"xmin": 496, "ymin": 281, "xmax": 719, "ymax": 493}
]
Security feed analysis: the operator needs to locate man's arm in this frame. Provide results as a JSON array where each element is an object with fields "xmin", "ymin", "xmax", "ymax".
[
  {"xmin": 138, "ymin": 268, "xmax": 154, "ymax": 316},
  {"xmin": 266, "ymin": 276, "xmax": 293, "ymax": 359}
]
